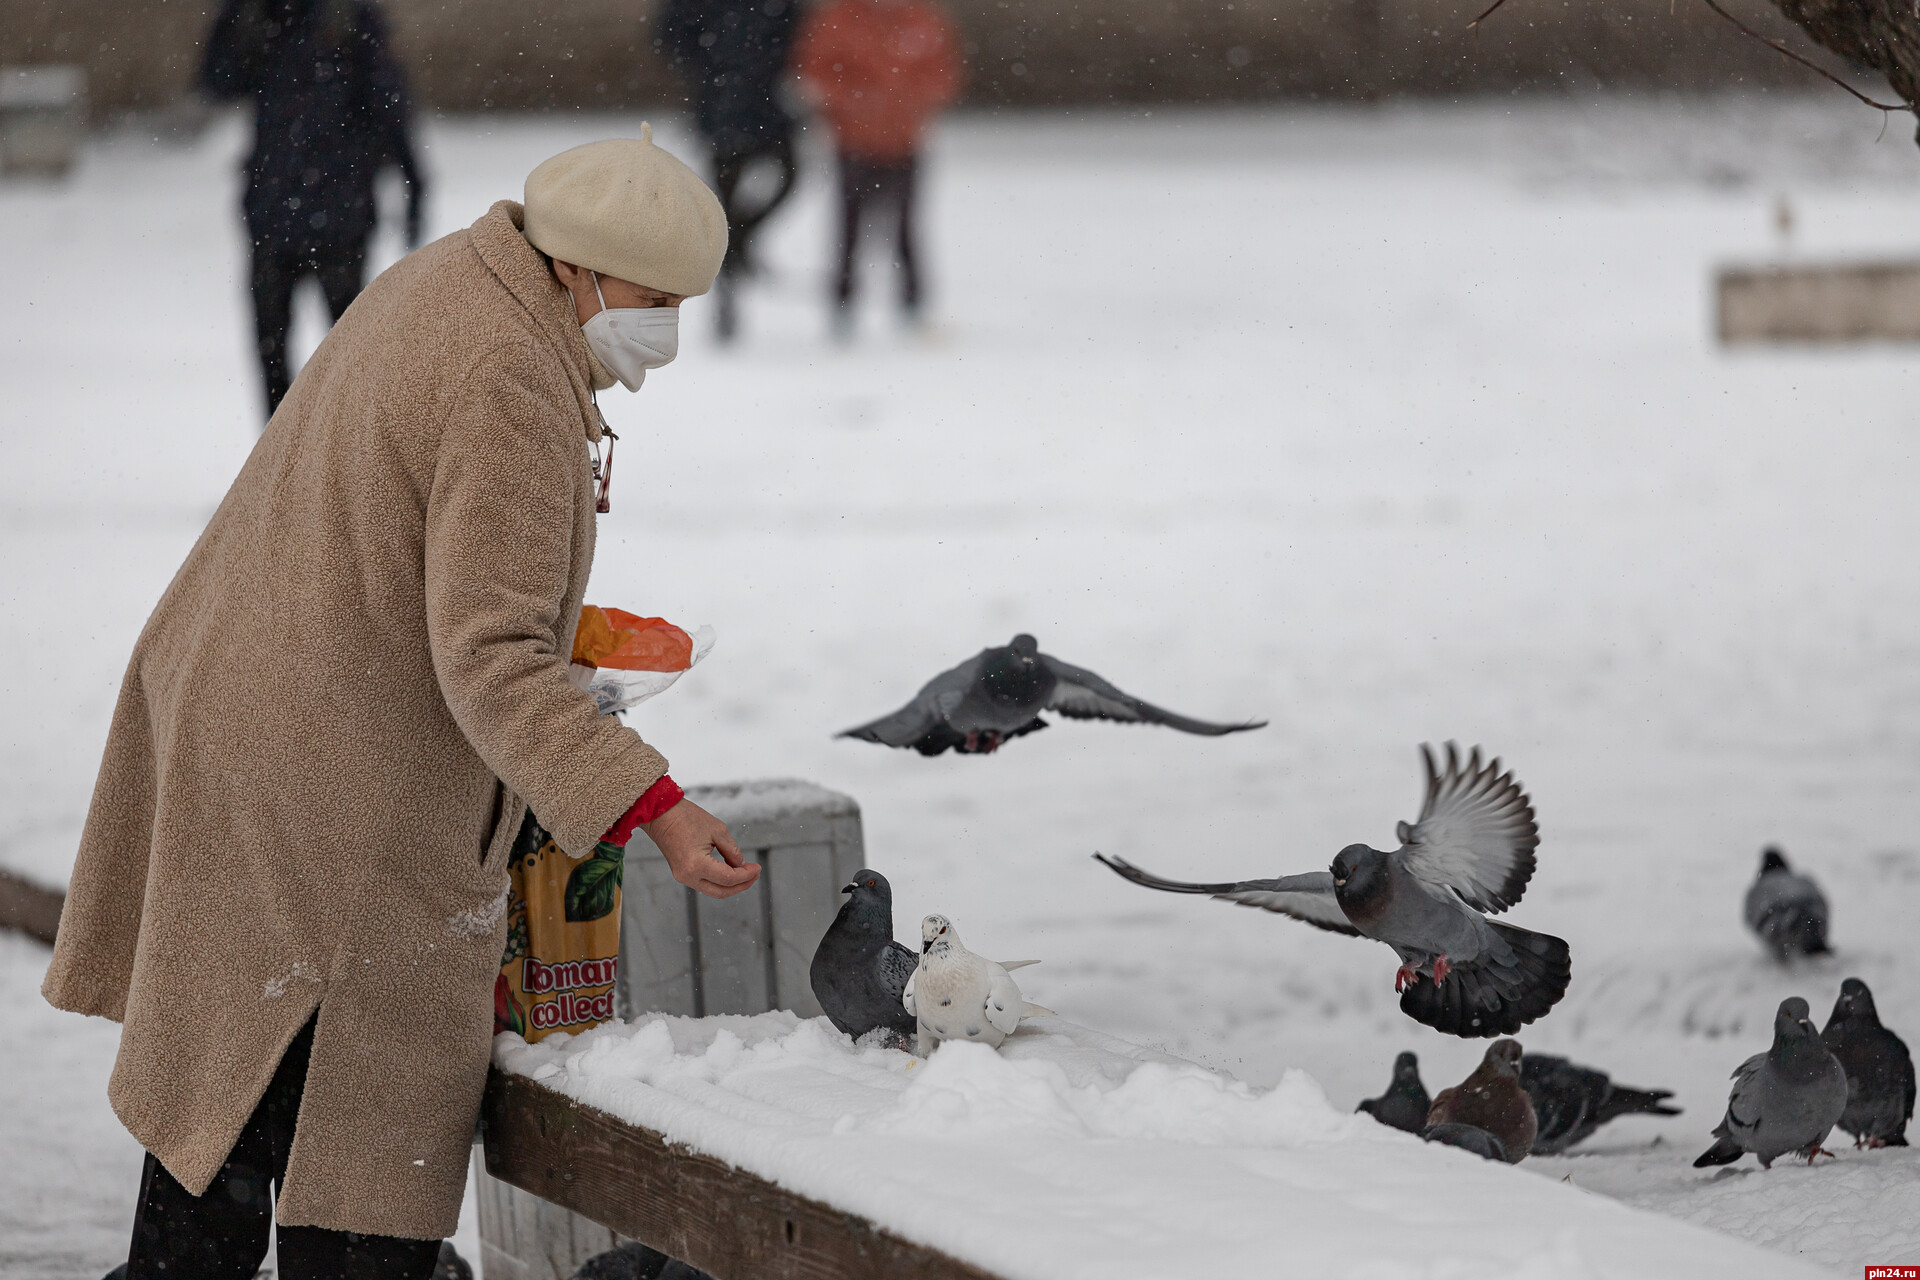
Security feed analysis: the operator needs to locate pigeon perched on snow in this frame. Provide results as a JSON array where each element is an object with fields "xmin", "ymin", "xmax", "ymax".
[
  {"xmin": 1422, "ymin": 1122, "xmax": 1511, "ymax": 1162},
  {"xmin": 1357, "ymin": 1051, "xmax": 1431, "ymax": 1133},
  {"xmin": 1821, "ymin": 977, "xmax": 1914, "ymax": 1148},
  {"xmin": 810, "ymin": 868, "xmax": 918, "ymax": 1047},
  {"xmin": 902, "ymin": 914, "xmax": 1048, "ymax": 1055},
  {"xmin": 838, "ymin": 633, "xmax": 1266, "ymax": 756},
  {"xmin": 1520, "ymin": 1054, "xmax": 1681, "ymax": 1155},
  {"xmin": 1095, "ymin": 743, "xmax": 1571, "ymax": 1038},
  {"xmin": 1694, "ymin": 997, "xmax": 1848, "ymax": 1169},
  {"xmin": 1425, "ymin": 1039, "xmax": 1536, "ymax": 1162},
  {"xmin": 1743, "ymin": 846, "xmax": 1830, "ymax": 961}
]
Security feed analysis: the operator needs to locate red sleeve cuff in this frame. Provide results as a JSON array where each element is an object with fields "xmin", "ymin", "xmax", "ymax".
[{"xmin": 603, "ymin": 774, "xmax": 684, "ymax": 847}]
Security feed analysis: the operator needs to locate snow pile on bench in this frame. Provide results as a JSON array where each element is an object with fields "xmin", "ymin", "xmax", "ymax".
[{"xmin": 495, "ymin": 1013, "xmax": 1827, "ymax": 1280}]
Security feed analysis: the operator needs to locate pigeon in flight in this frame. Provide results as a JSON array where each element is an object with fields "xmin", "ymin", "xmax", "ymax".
[
  {"xmin": 1422, "ymin": 1122, "xmax": 1511, "ymax": 1162},
  {"xmin": 1821, "ymin": 977, "xmax": 1914, "ymax": 1148},
  {"xmin": 1425, "ymin": 1039, "xmax": 1537, "ymax": 1162},
  {"xmin": 1357, "ymin": 1052, "xmax": 1431, "ymax": 1134},
  {"xmin": 1743, "ymin": 846, "xmax": 1831, "ymax": 962},
  {"xmin": 1095, "ymin": 743, "xmax": 1571, "ymax": 1038},
  {"xmin": 1694, "ymin": 997, "xmax": 1848, "ymax": 1169},
  {"xmin": 838, "ymin": 633, "xmax": 1266, "ymax": 756},
  {"xmin": 901, "ymin": 914, "xmax": 1048, "ymax": 1055},
  {"xmin": 810, "ymin": 869, "xmax": 918, "ymax": 1047},
  {"xmin": 1520, "ymin": 1054, "xmax": 1680, "ymax": 1155}
]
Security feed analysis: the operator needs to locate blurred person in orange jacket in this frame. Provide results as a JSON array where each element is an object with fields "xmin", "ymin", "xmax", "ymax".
[{"xmin": 793, "ymin": 0, "xmax": 962, "ymax": 337}]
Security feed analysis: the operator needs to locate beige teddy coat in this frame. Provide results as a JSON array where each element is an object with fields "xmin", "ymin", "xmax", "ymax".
[{"xmin": 41, "ymin": 200, "xmax": 668, "ymax": 1240}]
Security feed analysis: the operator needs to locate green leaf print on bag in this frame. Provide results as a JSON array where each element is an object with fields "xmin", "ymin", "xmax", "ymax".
[{"xmin": 564, "ymin": 840, "xmax": 625, "ymax": 922}]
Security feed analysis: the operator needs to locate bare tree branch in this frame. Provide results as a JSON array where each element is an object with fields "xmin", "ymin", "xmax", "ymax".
[
  {"xmin": 1757, "ymin": 0, "xmax": 1920, "ymax": 143},
  {"xmin": 1701, "ymin": 0, "xmax": 1909, "ymax": 114},
  {"xmin": 1466, "ymin": 0, "xmax": 1920, "ymax": 147}
]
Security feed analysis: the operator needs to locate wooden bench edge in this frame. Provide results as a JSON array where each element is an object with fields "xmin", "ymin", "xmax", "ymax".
[{"xmin": 480, "ymin": 1066, "xmax": 1006, "ymax": 1280}]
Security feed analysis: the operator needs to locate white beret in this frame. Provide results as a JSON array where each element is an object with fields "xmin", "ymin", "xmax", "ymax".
[{"xmin": 522, "ymin": 126, "xmax": 728, "ymax": 298}]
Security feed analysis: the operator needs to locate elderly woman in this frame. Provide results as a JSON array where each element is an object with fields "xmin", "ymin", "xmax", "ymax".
[{"xmin": 44, "ymin": 132, "xmax": 757, "ymax": 1279}]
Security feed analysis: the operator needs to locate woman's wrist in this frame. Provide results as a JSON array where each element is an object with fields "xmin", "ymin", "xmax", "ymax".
[{"xmin": 603, "ymin": 774, "xmax": 684, "ymax": 847}]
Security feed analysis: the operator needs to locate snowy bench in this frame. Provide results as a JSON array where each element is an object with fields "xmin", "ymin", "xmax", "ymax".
[{"xmin": 478, "ymin": 1009, "xmax": 1833, "ymax": 1280}]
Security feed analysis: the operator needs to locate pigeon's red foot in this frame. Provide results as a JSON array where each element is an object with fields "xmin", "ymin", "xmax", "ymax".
[
  {"xmin": 1394, "ymin": 962, "xmax": 1419, "ymax": 993},
  {"xmin": 964, "ymin": 730, "xmax": 1003, "ymax": 754},
  {"xmin": 1431, "ymin": 955, "xmax": 1452, "ymax": 985},
  {"xmin": 1807, "ymin": 1147, "xmax": 1836, "ymax": 1165},
  {"xmin": 1865, "ymin": 1136, "xmax": 1887, "ymax": 1150}
]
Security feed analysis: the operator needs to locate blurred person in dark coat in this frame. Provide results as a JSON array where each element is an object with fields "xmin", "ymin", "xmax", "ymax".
[
  {"xmin": 657, "ymin": 0, "xmax": 803, "ymax": 341},
  {"xmin": 794, "ymin": 0, "xmax": 961, "ymax": 337},
  {"xmin": 202, "ymin": 0, "xmax": 425, "ymax": 417}
]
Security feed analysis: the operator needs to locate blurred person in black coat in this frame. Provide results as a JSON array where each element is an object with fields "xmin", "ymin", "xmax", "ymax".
[
  {"xmin": 657, "ymin": 0, "xmax": 801, "ymax": 340},
  {"xmin": 202, "ymin": 0, "xmax": 425, "ymax": 416}
]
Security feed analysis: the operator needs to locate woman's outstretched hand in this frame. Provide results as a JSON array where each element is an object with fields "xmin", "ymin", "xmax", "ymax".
[{"xmin": 640, "ymin": 799, "xmax": 761, "ymax": 900}]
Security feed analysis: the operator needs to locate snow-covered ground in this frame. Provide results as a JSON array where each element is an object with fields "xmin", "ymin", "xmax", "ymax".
[{"xmin": 3, "ymin": 94, "xmax": 1918, "ymax": 1276}]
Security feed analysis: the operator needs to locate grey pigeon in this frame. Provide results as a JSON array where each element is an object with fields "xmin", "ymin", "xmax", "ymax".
[
  {"xmin": 434, "ymin": 1243, "xmax": 474, "ymax": 1280},
  {"xmin": 1422, "ymin": 1121, "xmax": 1511, "ymax": 1162},
  {"xmin": 1694, "ymin": 996, "xmax": 1848, "ymax": 1168},
  {"xmin": 1357, "ymin": 1051, "xmax": 1432, "ymax": 1133},
  {"xmin": 1821, "ymin": 977, "xmax": 1914, "ymax": 1148},
  {"xmin": 1743, "ymin": 846, "xmax": 1831, "ymax": 961},
  {"xmin": 838, "ymin": 633, "xmax": 1266, "ymax": 756},
  {"xmin": 1520, "ymin": 1054, "xmax": 1680, "ymax": 1154},
  {"xmin": 1096, "ymin": 743, "xmax": 1571, "ymax": 1038},
  {"xmin": 810, "ymin": 868, "xmax": 918, "ymax": 1047}
]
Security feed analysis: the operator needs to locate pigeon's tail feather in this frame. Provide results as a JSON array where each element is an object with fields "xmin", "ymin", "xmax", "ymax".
[
  {"xmin": 1693, "ymin": 1133, "xmax": 1744, "ymax": 1167},
  {"xmin": 1399, "ymin": 923, "xmax": 1571, "ymax": 1039},
  {"xmin": 1021, "ymin": 1002, "xmax": 1056, "ymax": 1018},
  {"xmin": 1596, "ymin": 1086, "xmax": 1681, "ymax": 1123},
  {"xmin": 1883, "ymin": 1132, "xmax": 1911, "ymax": 1147},
  {"xmin": 1756, "ymin": 903, "xmax": 1829, "ymax": 959},
  {"xmin": 998, "ymin": 960, "xmax": 1041, "ymax": 971}
]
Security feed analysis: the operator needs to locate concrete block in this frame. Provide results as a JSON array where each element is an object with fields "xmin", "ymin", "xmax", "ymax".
[
  {"xmin": 1717, "ymin": 261, "xmax": 1920, "ymax": 343},
  {"xmin": 1, "ymin": 66, "xmax": 86, "ymax": 178},
  {"xmin": 617, "ymin": 779, "xmax": 864, "ymax": 1020}
]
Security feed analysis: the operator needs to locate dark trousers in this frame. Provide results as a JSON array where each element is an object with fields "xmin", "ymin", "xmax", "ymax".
[
  {"xmin": 125, "ymin": 1016, "xmax": 444, "ymax": 1280},
  {"xmin": 835, "ymin": 152, "xmax": 921, "ymax": 314},
  {"xmin": 709, "ymin": 136, "xmax": 800, "ymax": 339},
  {"xmin": 713, "ymin": 135, "xmax": 798, "ymax": 280},
  {"xmin": 251, "ymin": 243, "xmax": 367, "ymax": 418}
]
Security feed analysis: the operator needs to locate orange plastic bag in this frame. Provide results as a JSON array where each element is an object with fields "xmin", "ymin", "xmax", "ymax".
[{"xmin": 567, "ymin": 606, "xmax": 714, "ymax": 716}]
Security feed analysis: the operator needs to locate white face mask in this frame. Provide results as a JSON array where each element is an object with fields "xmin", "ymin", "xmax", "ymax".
[{"xmin": 581, "ymin": 272, "xmax": 679, "ymax": 391}]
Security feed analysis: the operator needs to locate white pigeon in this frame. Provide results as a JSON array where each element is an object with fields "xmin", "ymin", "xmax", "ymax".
[{"xmin": 902, "ymin": 914, "xmax": 1049, "ymax": 1055}]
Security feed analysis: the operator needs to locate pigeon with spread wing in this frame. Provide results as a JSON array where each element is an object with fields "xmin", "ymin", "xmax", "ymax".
[
  {"xmin": 838, "ymin": 633, "xmax": 1266, "ymax": 756},
  {"xmin": 1094, "ymin": 743, "xmax": 1571, "ymax": 1038}
]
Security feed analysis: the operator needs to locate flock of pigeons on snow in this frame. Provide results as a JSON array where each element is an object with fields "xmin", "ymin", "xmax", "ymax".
[{"xmin": 823, "ymin": 633, "xmax": 1915, "ymax": 1170}]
